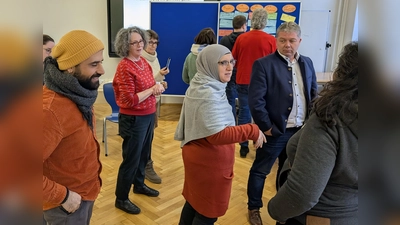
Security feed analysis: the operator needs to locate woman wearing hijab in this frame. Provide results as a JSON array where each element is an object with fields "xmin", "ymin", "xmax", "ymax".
[{"xmin": 175, "ymin": 45, "xmax": 266, "ymax": 225}]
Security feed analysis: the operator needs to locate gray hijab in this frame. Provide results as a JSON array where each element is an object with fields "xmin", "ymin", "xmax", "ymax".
[{"xmin": 174, "ymin": 45, "xmax": 235, "ymax": 147}]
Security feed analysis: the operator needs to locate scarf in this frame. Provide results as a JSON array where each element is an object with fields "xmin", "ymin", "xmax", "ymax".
[
  {"xmin": 141, "ymin": 50, "xmax": 162, "ymax": 80},
  {"xmin": 141, "ymin": 49, "xmax": 157, "ymax": 63},
  {"xmin": 43, "ymin": 57, "xmax": 98, "ymax": 129},
  {"xmin": 174, "ymin": 45, "xmax": 235, "ymax": 147}
]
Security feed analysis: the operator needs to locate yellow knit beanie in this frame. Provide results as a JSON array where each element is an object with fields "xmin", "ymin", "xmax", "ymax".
[{"xmin": 51, "ymin": 30, "xmax": 104, "ymax": 70}]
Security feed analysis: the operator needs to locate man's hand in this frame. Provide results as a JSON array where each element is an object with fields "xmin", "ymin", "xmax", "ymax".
[
  {"xmin": 264, "ymin": 128, "xmax": 272, "ymax": 136},
  {"xmin": 61, "ymin": 190, "xmax": 82, "ymax": 213}
]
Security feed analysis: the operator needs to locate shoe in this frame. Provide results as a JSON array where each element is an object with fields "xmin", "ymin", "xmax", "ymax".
[
  {"xmin": 248, "ymin": 209, "xmax": 263, "ymax": 225},
  {"xmin": 133, "ymin": 184, "xmax": 159, "ymax": 197},
  {"xmin": 240, "ymin": 146, "xmax": 249, "ymax": 158},
  {"xmin": 115, "ymin": 199, "xmax": 141, "ymax": 214},
  {"xmin": 145, "ymin": 160, "xmax": 162, "ymax": 184}
]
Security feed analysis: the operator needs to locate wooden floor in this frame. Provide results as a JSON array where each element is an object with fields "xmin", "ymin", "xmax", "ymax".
[{"xmin": 92, "ymin": 103, "xmax": 278, "ymax": 225}]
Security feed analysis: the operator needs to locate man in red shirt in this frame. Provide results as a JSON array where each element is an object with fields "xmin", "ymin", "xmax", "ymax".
[{"xmin": 232, "ymin": 8, "xmax": 276, "ymax": 158}]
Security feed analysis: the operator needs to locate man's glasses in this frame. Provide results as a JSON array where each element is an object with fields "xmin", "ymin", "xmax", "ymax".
[
  {"xmin": 148, "ymin": 41, "xmax": 159, "ymax": 46},
  {"xmin": 217, "ymin": 59, "xmax": 236, "ymax": 67},
  {"xmin": 129, "ymin": 39, "xmax": 144, "ymax": 47}
]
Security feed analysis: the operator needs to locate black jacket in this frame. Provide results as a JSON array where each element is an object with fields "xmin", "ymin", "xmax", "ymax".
[
  {"xmin": 219, "ymin": 32, "xmax": 245, "ymax": 51},
  {"xmin": 220, "ymin": 32, "xmax": 245, "ymax": 82}
]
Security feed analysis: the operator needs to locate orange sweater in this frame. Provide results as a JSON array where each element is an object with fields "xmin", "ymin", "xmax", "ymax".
[{"xmin": 43, "ymin": 86, "xmax": 102, "ymax": 210}]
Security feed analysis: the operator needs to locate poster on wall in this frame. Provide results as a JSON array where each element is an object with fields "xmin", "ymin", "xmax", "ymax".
[{"xmin": 218, "ymin": 2, "xmax": 301, "ymax": 37}]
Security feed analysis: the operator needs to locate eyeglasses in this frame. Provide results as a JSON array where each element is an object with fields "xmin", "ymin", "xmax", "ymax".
[
  {"xmin": 43, "ymin": 48, "xmax": 52, "ymax": 54},
  {"xmin": 148, "ymin": 41, "xmax": 159, "ymax": 46},
  {"xmin": 217, "ymin": 59, "xmax": 236, "ymax": 67},
  {"xmin": 129, "ymin": 39, "xmax": 144, "ymax": 47}
]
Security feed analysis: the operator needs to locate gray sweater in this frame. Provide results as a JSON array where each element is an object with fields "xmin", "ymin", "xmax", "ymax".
[{"xmin": 268, "ymin": 113, "xmax": 358, "ymax": 225}]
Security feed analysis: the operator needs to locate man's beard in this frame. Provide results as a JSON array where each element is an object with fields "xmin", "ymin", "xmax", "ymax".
[{"xmin": 73, "ymin": 71, "xmax": 101, "ymax": 90}]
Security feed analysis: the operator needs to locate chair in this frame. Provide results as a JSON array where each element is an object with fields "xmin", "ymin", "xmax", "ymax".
[{"xmin": 102, "ymin": 82, "xmax": 119, "ymax": 156}]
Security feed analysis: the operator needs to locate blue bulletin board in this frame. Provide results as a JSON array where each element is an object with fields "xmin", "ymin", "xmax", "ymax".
[
  {"xmin": 150, "ymin": 1, "xmax": 301, "ymax": 96},
  {"xmin": 218, "ymin": 2, "xmax": 301, "ymax": 37},
  {"xmin": 150, "ymin": 2, "xmax": 219, "ymax": 96}
]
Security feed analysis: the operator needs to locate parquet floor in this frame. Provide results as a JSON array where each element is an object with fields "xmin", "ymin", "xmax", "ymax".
[{"xmin": 92, "ymin": 103, "xmax": 278, "ymax": 225}]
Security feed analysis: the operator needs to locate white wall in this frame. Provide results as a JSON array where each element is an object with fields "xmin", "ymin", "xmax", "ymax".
[
  {"xmin": 43, "ymin": 0, "xmax": 120, "ymax": 86},
  {"xmin": 43, "ymin": 0, "xmax": 356, "ymax": 103}
]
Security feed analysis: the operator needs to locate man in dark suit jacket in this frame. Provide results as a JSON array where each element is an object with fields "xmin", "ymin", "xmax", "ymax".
[{"xmin": 246, "ymin": 22, "xmax": 318, "ymax": 225}]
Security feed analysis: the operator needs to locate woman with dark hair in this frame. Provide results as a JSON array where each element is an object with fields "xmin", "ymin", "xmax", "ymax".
[
  {"xmin": 182, "ymin": 27, "xmax": 217, "ymax": 84},
  {"xmin": 141, "ymin": 29, "xmax": 169, "ymax": 184},
  {"xmin": 268, "ymin": 42, "xmax": 358, "ymax": 225},
  {"xmin": 42, "ymin": 34, "xmax": 55, "ymax": 84},
  {"xmin": 43, "ymin": 34, "xmax": 55, "ymax": 62},
  {"xmin": 112, "ymin": 26, "xmax": 165, "ymax": 215}
]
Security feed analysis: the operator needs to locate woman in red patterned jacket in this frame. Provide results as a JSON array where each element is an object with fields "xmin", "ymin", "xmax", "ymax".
[{"xmin": 112, "ymin": 26, "xmax": 165, "ymax": 215}]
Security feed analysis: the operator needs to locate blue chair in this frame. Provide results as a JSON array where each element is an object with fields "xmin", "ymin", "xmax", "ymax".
[{"xmin": 102, "ymin": 82, "xmax": 119, "ymax": 156}]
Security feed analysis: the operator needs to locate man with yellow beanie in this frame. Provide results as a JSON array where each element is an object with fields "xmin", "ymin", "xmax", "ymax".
[{"xmin": 43, "ymin": 30, "xmax": 104, "ymax": 225}]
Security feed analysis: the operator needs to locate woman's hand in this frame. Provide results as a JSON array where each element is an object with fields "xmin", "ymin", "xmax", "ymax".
[
  {"xmin": 161, "ymin": 81, "xmax": 168, "ymax": 89},
  {"xmin": 254, "ymin": 130, "xmax": 267, "ymax": 149},
  {"xmin": 152, "ymin": 83, "xmax": 165, "ymax": 96},
  {"xmin": 160, "ymin": 67, "xmax": 169, "ymax": 76}
]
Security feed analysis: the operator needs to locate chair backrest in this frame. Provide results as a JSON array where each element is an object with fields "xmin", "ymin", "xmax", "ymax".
[{"xmin": 103, "ymin": 83, "xmax": 119, "ymax": 114}]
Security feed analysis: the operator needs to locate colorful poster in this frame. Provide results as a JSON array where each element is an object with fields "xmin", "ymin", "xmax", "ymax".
[
  {"xmin": 219, "ymin": 29, "xmax": 233, "ymax": 36},
  {"xmin": 268, "ymin": 13, "xmax": 278, "ymax": 20},
  {"xmin": 280, "ymin": 13, "xmax": 296, "ymax": 22},
  {"xmin": 234, "ymin": 11, "xmax": 249, "ymax": 19},
  {"xmin": 264, "ymin": 26, "xmax": 276, "ymax": 34},
  {"xmin": 267, "ymin": 19, "xmax": 277, "ymax": 27},
  {"xmin": 220, "ymin": 12, "xmax": 235, "ymax": 19},
  {"xmin": 218, "ymin": 2, "xmax": 300, "ymax": 37},
  {"xmin": 219, "ymin": 19, "xmax": 233, "ymax": 28}
]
